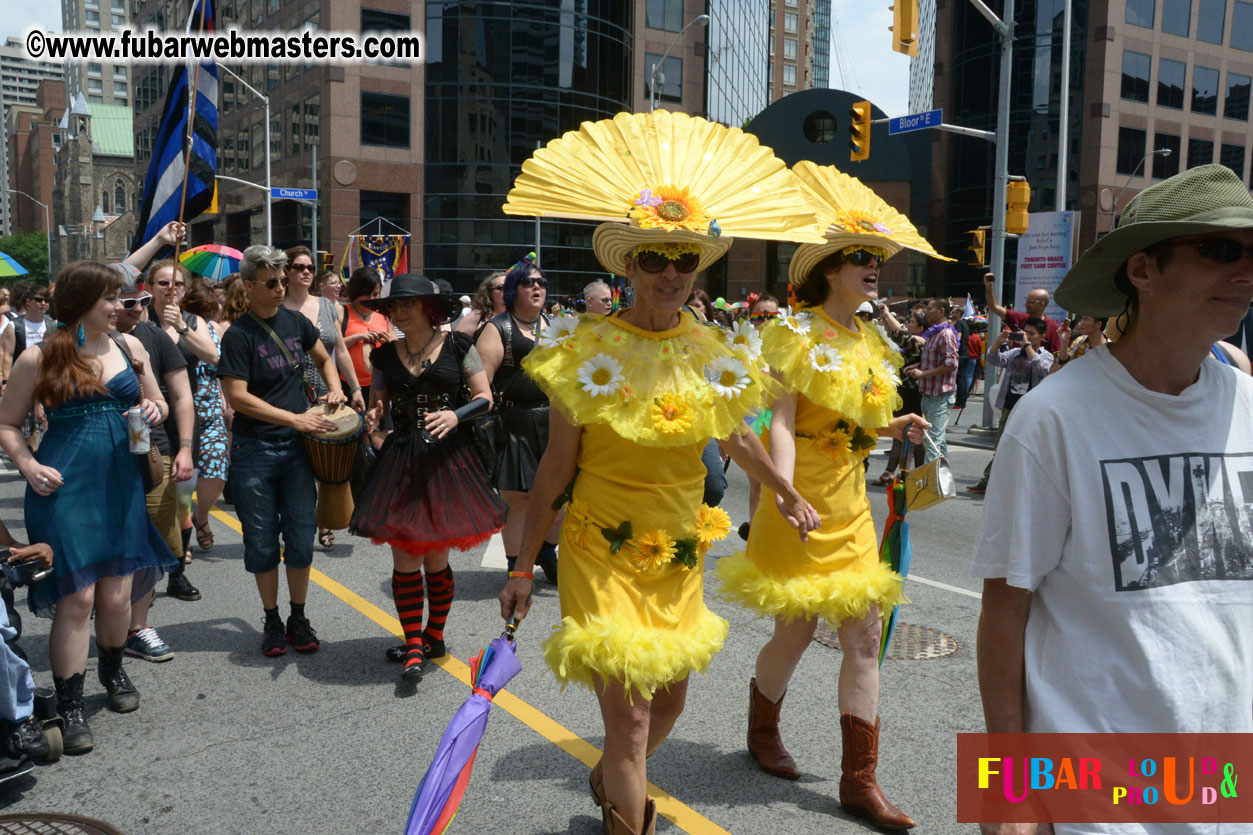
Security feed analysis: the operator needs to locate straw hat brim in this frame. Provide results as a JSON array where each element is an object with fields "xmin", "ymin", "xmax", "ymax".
[
  {"xmin": 592, "ymin": 224, "xmax": 733, "ymax": 278},
  {"xmin": 1055, "ymin": 208, "xmax": 1253, "ymax": 316},
  {"xmin": 788, "ymin": 234, "xmax": 904, "ymax": 286}
]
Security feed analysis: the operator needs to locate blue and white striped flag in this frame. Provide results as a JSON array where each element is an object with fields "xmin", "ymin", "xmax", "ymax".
[{"xmin": 131, "ymin": 0, "xmax": 217, "ymax": 253}]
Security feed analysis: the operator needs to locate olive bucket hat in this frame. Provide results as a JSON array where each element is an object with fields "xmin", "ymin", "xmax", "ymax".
[{"xmin": 1056, "ymin": 164, "xmax": 1253, "ymax": 316}]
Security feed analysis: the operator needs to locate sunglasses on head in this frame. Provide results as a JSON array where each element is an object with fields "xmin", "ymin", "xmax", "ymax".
[
  {"xmin": 120, "ymin": 294, "xmax": 153, "ymax": 310},
  {"xmin": 1162, "ymin": 237, "xmax": 1253, "ymax": 264},
  {"xmin": 635, "ymin": 250, "xmax": 701, "ymax": 274},
  {"xmin": 844, "ymin": 249, "xmax": 882, "ymax": 267},
  {"xmin": 249, "ymin": 276, "xmax": 288, "ymax": 290}
]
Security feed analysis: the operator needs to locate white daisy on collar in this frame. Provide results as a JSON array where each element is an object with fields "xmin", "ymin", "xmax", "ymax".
[
  {"xmin": 808, "ymin": 344, "xmax": 843, "ymax": 374},
  {"xmin": 538, "ymin": 314, "xmax": 580, "ymax": 348},
  {"xmin": 781, "ymin": 311, "xmax": 812, "ymax": 335},
  {"xmin": 705, "ymin": 356, "xmax": 752, "ymax": 399},
  {"xmin": 577, "ymin": 353, "xmax": 624, "ymax": 397},
  {"xmin": 725, "ymin": 320, "xmax": 763, "ymax": 361}
]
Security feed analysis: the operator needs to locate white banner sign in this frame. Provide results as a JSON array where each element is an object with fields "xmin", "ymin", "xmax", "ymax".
[{"xmin": 1014, "ymin": 210, "xmax": 1078, "ymax": 321}]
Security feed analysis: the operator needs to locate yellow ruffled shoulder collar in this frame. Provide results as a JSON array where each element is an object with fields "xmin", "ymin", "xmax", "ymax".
[
  {"xmin": 760, "ymin": 308, "xmax": 903, "ymax": 427},
  {"xmin": 522, "ymin": 312, "xmax": 777, "ymax": 447}
]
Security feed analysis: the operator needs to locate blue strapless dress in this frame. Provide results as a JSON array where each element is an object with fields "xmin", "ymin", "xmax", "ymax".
[{"xmin": 24, "ymin": 367, "xmax": 177, "ymax": 615}]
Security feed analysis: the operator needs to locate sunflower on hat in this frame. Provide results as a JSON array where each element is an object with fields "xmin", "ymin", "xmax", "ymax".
[
  {"xmin": 788, "ymin": 160, "xmax": 953, "ymax": 287},
  {"xmin": 503, "ymin": 110, "xmax": 830, "ymax": 278}
]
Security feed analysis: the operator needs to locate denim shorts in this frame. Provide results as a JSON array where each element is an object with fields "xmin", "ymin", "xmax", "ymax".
[{"xmin": 228, "ymin": 434, "xmax": 317, "ymax": 574}]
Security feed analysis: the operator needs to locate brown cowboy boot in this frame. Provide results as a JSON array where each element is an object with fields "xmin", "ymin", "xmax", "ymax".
[
  {"xmin": 839, "ymin": 713, "xmax": 915, "ymax": 829},
  {"xmin": 747, "ymin": 677, "xmax": 799, "ymax": 779},
  {"xmin": 603, "ymin": 798, "xmax": 656, "ymax": 835},
  {"xmin": 589, "ymin": 759, "xmax": 605, "ymax": 808}
]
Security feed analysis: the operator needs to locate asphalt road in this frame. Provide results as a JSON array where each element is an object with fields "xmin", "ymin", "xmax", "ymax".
[{"xmin": 0, "ymin": 413, "xmax": 998, "ymax": 835}]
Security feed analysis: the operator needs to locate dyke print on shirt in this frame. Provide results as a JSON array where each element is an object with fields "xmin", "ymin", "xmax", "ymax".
[{"xmin": 1102, "ymin": 452, "xmax": 1253, "ymax": 591}]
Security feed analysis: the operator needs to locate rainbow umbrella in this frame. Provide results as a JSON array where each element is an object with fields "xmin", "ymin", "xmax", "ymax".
[
  {"xmin": 405, "ymin": 623, "xmax": 522, "ymax": 835},
  {"xmin": 878, "ymin": 441, "xmax": 913, "ymax": 665},
  {"xmin": 179, "ymin": 244, "xmax": 242, "ymax": 281},
  {"xmin": 0, "ymin": 252, "xmax": 29, "ymax": 278}
]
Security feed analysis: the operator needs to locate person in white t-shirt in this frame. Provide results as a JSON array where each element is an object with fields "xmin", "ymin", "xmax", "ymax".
[{"xmin": 973, "ymin": 164, "xmax": 1253, "ymax": 835}]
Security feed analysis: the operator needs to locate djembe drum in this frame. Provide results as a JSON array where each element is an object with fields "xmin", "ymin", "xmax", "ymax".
[{"xmin": 301, "ymin": 404, "xmax": 365, "ymax": 530}]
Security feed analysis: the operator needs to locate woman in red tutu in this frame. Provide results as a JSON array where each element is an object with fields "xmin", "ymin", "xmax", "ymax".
[{"xmin": 349, "ymin": 275, "xmax": 507, "ymax": 681}]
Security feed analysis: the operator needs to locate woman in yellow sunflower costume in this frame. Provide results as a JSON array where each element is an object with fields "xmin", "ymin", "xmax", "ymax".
[
  {"xmin": 717, "ymin": 163, "xmax": 952, "ymax": 831},
  {"xmin": 497, "ymin": 111, "xmax": 826, "ymax": 835}
]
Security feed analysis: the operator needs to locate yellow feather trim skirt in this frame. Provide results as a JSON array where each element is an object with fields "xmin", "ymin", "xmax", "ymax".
[
  {"xmin": 542, "ymin": 607, "xmax": 729, "ymax": 700},
  {"xmin": 716, "ymin": 552, "xmax": 907, "ymax": 626}
]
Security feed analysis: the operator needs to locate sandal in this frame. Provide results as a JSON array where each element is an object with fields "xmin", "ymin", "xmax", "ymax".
[
  {"xmin": 193, "ymin": 517, "xmax": 214, "ymax": 551},
  {"xmin": 318, "ymin": 529, "xmax": 335, "ymax": 548}
]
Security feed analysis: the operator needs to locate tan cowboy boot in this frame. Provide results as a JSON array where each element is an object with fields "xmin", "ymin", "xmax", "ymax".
[
  {"xmin": 838, "ymin": 713, "xmax": 915, "ymax": 829},
  {"xmin": 747, "ymin": 677, "xmax": 799, "ymax": 779},
  {"xmin": 603, "ymin": 798, "xmax": 657, "ymax": 835}
]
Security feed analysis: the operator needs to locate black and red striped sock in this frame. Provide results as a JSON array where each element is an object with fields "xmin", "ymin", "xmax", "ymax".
[
  {"xmin": 423, "ymin": 566, "xmax": 455, "ymax": 649},
  {"xmin": 392, "ymin": 569, "xmax": 425, "ymax": 670}
]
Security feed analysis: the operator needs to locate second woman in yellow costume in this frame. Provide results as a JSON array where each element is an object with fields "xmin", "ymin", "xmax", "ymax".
[{"xmin": 718, "ymin": 163, "xmax": 952, "ymax": 830}]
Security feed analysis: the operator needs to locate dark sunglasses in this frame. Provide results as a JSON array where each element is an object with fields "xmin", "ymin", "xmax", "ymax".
[
  {"xmin": 844, "ymin": 249, "xmax": 882, "ymax": 267},
  {"xmin": 248, "ymin": 276, "xmax": 288, "ymax": 290},
  {"xmin": 28, "ymin": 296, "xmax": 49, "ymax": 303},
  {"xmin": 1163, "ymin": 237, "xmax": 1253, "ymax": 265},
  {"xmin": 636, "ymin": 250, "xmax": 700, "ymax": 274},
  {"xmin": 288, "ymin": 263, "xmax": 314, "ymax": 272},
  {"xmin": 516, "ymin": 276, "xmax": 547, "ymax": 288},
  {"xmin": 120, "ymin": 294, "xmax": 153, "ymax": 310}
]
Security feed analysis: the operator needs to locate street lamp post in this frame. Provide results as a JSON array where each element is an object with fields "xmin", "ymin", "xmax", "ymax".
[
  {"xmin": 217, "ymin": 64, "xmax": 272, "ymax": 245},
  {"xmin": 9, "ymin": 189, "xmax": 53, "ymax": 281},
  {"xmin": 649, "ymin": 14, "xmax": 710, "ymax": 112},
  {"xmin": 1110, "ymin": 148, "xmax": 1172, "ymax": 230}
]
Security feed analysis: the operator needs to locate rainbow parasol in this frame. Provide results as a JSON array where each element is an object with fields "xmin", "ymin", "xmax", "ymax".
[
  {"xmin": 0, "ymin": 252, "xmax": 30, "ymax": 278},
  {"xmin": 179, "ymin": 244, "xmax": 242, "ymax": 281}
]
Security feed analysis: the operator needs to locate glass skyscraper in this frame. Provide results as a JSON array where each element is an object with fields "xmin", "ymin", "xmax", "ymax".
[{"xmin": 707, "ymin": 0, "xmax": 770, "ymax": 127}]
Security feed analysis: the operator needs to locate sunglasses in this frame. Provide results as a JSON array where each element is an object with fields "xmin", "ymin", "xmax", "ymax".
[
  {"xmin": 516, "ymin": 276, "xmax": 547, "ymax": 288},
  {"xmin": 288, "ymin": 263, "xmax": 314, "ymax": 272},
  {"xmin": 29, "ymin": 297, "xmax": 48, "ymax": 304},
  {"xmin": 248, "ymin": 277, "xmax": 289, "ymax": 290},
  {"xmin": 121, "ymin": 294, "xmax": 153, "ymax": 310},
  {"xmin": 749, "ymin": 311, "xmax": 779, "ymax": 323},
  {"xmin": 844, "ymin": 249, "xmax": 882, "ymax": 267},
  {"xmin": 491, "ymin": 284, "xmax": 505, "ymax": 292},
  {"xmin": 1162, "ymin": 237, "xmax": 1253, "ymax": 265},
  {"xmin": 635, "ymin": 250, "xmax": 700, "ymax": 274}
]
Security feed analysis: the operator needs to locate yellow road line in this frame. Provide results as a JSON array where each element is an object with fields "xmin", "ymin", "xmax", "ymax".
[{"xmin": 207, "ymin": 507, "xmax": 733, "ymax": 835}]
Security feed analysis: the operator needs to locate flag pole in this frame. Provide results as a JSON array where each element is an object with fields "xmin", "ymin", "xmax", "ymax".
[{"xmin": 173, "ymin": 0, "xmax": 209, "ymax": 263}]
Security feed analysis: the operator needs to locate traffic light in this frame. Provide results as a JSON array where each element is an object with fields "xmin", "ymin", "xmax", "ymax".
[
  {"xmin": 967, "ymin": 229, "xmax": 986, "ymax": 266},
  {"xmin": 848, "ymin": 101, "xmax": 872, "ymax": 162},
  {"xmin": 890, "ymin": 0, "xmax": 919, "ymax": 57},
  {"xmin": 1006, "ymin": 180, "xmax": 1031, "ymax": 235}
]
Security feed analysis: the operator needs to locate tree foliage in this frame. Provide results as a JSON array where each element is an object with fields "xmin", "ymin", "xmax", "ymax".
[{"xmin": 0, "ymin": 231, "xmax": 49, "ymax": 285}]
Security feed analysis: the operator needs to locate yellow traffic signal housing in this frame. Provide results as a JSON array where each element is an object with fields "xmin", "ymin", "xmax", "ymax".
[
  {"xmin": 848, "ymin": 101, "xmax": 872, "ymax": 162},
  {"xmin": 967, "ymin": 229, "xmax": 986, "ymax": 266},
  {"xmin": 890, "ymin": 0, "xmax": 919, "ymax": 57},
  {"xmin": 1006, "ymin": 180, "xmax": 1031, "ymax": 235}
]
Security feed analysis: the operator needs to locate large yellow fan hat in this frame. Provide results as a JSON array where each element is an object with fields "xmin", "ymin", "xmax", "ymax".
[
  {"xmin": 504, "ymin": 110, "xmax": 830, "ymax": 277},
  {"xmin": 788, "ymin": 160, "xmax": 953, "ymax": 286}
]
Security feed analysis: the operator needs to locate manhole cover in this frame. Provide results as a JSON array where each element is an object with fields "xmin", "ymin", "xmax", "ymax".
[
  {"xmin": 813, "ymin": 621, "xmax": 959, "ymax": 660},
  {"xmin": 0, "ymin": 814, "xmax": 125, "ymax": 834}
]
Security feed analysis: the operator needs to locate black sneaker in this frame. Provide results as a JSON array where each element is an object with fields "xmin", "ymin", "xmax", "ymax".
[
  {"xmin": 967, "ymin": 481, "xmax": 988, "ymax": 495},
  {"xmin": 261, "ymin": 617, "xmax": 287, "ymax": 657},
  {"xmin": 285, "ymin": 615, "xmax": 320, "ymax": 653},
  {"xmin": 167, "ymin": 573, "xmax": 201, "ymax": 601},
  {"xmin": 2, "ymin": 715, "xmax": 48, "ymax": 763}
]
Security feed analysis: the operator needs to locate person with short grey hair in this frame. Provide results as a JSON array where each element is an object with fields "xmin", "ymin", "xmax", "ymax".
[
  {"xmin": 238, "ymin": 245, "xmax": 289, "ymax": 284},
  {"xmin": 582, "ymin": 280, "xmax": 613, "ymax": 316}
]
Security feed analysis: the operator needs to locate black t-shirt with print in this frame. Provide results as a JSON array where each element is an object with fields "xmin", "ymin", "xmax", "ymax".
[
  {"xmin": 127, "ymin": 322, "xmax": 187, "ymax": 457},
  {"xmin": 217, "ymin": 308, "xmax": 320, "ymax": 439}
]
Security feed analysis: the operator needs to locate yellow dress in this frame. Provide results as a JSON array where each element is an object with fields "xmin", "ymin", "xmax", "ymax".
[
  {"xmin": 717, "ymin": 307, "xmax": 908, "ymax": 625},
  {"xmin": 523, "ymin": 311, "xmax": 774, "ymax": 698}
]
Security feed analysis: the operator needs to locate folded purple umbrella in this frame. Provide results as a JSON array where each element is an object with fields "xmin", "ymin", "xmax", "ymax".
[{"xmin": 404, "ymin": 624, "xmax": 522, "ymax": 835}]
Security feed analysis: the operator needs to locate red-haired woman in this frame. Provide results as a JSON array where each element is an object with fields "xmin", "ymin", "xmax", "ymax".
[
  {"xmin": 348, "ymin": 275, "xmax": 507, "ymax": 682},
  {"xmin": 0, "ymin": 262, "xmax": 177, "ymax": 755}
]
